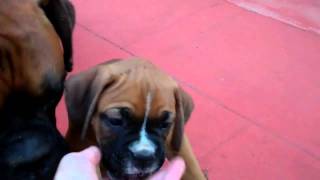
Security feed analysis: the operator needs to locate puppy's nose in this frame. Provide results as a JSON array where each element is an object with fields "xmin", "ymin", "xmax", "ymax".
[{"xmin": 129, "ymin": 137, "xmax": 156, "ymax": 160}]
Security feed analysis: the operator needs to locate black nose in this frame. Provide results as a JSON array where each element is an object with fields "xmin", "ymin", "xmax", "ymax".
[{"xmin": 132, "ymin": 150, "xmax": 155, "ymax": 161}]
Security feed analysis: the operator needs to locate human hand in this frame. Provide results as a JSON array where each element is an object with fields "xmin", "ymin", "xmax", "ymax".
[
  {"xmin": 54, "ymin": 146, "xmax": 101, "ymax": 180},
  {"xmin": 54, "ymin": 146, "xmax": 185, "ymax": 180},
  {"xmin": 149, "ymin": 157, "xmax": 186, "ymax": 180}
]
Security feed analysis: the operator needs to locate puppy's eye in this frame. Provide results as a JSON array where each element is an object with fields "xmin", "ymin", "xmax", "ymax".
[
  {"xmin": 120, "ymin": 107, "xmax": 131, "ymax": 119},
  {"xmin": 100, "ymin": 114, "xmax": 124, "ymax": 127},
  {"xmin": 159, "ymin": 121, "xmax": 172, "ymax": 129},
  {"xmin": 108, "ymin": 118, "xmax": 124, "ymax": 126},
  {"xmin": 158, "ymin": 111, "xmax": 172, "ymax": 130},
  {"xmin": 161, "ymin": 111, "xmax": 172, "ymax": 121}
]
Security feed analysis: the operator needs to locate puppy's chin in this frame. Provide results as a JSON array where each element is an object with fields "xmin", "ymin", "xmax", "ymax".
[
  {"xmin": 106, "ymin": 161, "xmax": 160, "ymax": 180},
  {"xmin": 106, "ymin": 171, "xmax": 152, "ymax": 180}
]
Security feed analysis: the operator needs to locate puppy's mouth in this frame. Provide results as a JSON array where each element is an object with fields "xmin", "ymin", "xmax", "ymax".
[
  {"xmin": 106, "ymin": 162, "xmax": 159, "ymax": 180},
  {"xmin": 106, "ymin": 171, "xmax": 152, "ymax": 180}
]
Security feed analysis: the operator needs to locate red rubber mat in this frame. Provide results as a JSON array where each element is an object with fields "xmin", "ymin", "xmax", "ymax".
[{"xmin": 56, "ymin": 0, "xmax": 320, "ymax": 179}]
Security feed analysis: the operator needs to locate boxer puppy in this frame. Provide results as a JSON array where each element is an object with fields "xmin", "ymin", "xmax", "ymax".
[
  {"xmin": 65, "ymin": 58, "xmax": 206, "ymax": 180},
  {"xmin": 0, "ymin": 0, "xmax": 74, "ymax": 179}
]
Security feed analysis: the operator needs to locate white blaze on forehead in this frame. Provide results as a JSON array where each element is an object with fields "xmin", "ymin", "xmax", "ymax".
[{"xmin": 129, "ymin": 92, "xmax": 156, "ymax": 155}]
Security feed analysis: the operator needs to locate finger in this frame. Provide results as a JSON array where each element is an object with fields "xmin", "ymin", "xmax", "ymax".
[
  {"xmin": 149, "ymin": 171, "xmax": 166, "ymax": 180},
  {"xmin": 149, "ymin": 157, "xmax": 186, "ymax": 180},
  {"xmin": 163, "ymin": 157, "xmax": 186, "ymax": 179},
  {"xmin": 79, "ymin": 146, "xmax": 101, "ymax": 165}
]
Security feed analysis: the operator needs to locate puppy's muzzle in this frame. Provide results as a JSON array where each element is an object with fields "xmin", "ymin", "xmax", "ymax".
[{"xmin": 129, "ymin": 133, "xmax": 156, "ymax": 162}]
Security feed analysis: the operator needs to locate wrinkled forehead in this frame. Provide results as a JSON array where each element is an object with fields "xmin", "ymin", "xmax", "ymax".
[{"xmin": 96, "ymin": 78, "xmax": 177, "ymax": 120}]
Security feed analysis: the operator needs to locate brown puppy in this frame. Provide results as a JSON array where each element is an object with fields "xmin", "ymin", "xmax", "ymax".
[
  {"xmin": 0, "ymin": 0, "xmax": 74, "ymax": 179},
  {"xmin": 65, "ymin": 58, "xmax": 206, "ymax": 180}
]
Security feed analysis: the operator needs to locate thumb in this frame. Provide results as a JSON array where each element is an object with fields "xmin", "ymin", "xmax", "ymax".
[
  {"xmin": 163, "ymin": 157, "xmax": 185, "ymax": 179},
  {"xmin": 78, "ymin": 146, "xmax": 101, "ymax": 165},
  {"xmin": 149, "ymin": 157, "xmax": 186, "ymax": 180}
]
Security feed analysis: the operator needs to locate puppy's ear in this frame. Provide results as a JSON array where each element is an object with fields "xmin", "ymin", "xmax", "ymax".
[
  {"xmin": 40, "ymin": 0, "xmax": 76, "ymax": 71},
  {"xmin": 0, "ymin": 44, "xmax": 11, "ymax": 73},
  {"xmin": 0, "ymin": 43, "xmax": 12, "ymax": 108},
  {"xmin": 65, "ymin": 62, "xmax": 117, "ymax": 139},
  {"xmin": 171, "ymin": 87, "xmax": 194, "ymax": 152}
]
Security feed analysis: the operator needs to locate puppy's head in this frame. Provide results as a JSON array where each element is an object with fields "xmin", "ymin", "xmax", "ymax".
[{"xmin": 65, "ymin": 58, "xmax": 193, "ymax": 179}]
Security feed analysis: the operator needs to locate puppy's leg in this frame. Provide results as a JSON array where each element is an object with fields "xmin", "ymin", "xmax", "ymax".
[
  {"xmin": 166, "ymin": 134, "xmax": 206, "ymax": 180},
  {"xmin": 40, "ymin": 0, "xmax": 76, "ymax": 72}
]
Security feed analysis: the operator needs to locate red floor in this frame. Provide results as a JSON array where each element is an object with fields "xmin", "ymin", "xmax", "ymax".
[{"xmin": 56, "ymin": 0, "xmax": 320, "ymax": 179}]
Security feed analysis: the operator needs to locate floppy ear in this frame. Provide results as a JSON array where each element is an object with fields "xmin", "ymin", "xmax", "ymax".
[
  {"xmin": 171, "ymin": 87, "xmax": 194, "ymax": 152},
  {"xmin": 40, "ymin": 0, "xmax": 76, "ymax": 71},
  {"xmin": 0, "ymin": 45, "xmax": 10, "ymax": 74},
  {"xmin": 0, "ymin": 44, "xmax": 11, "ymax": 108},
  {"xmin": 64, "ymin": 63, "xmax": 116, "ymax": 140}
]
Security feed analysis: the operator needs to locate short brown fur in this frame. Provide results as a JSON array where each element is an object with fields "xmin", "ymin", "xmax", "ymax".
[
  {"xmin": 65, "ymin": 58, "xmax": 206, "ymax": 179},
  {"xmin": 0, "ymin": 0, "xmax": 65, "ymax": 108}
]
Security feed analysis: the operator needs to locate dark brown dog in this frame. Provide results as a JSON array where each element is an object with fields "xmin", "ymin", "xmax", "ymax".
[
  {"xmin": 65, "ymin": 58, "xmax": 206, "ymax": 180},
  {"xmin": 40, "ymin": 0, "xmax": 76, "ymax": 72},
  {"xmin": 0, "ymin": 0, "xmax": 75, "ymax": 179},
  {"xmin": 0, "ymin": 0, "xmax": 75, "ymax": 114}
]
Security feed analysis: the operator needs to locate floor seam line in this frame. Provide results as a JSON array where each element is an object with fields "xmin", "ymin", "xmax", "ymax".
[
  {"xmin": 123, "ymin": 1, "xmax": 226, "ymax": 47},
  {"xmin": 225, "ymin": 0, "xmax": 320, "ymax": 36},
  {"xmin": 199, "ymin": 124, "xmax": 251, "ymax": 159},
  {"xmin": 76, "ymin": 23, "xmax": 136, "ymax": 56},
  {"xmin": 175, "ymin": 78, "xmax": 320, "ymax": 162}
]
